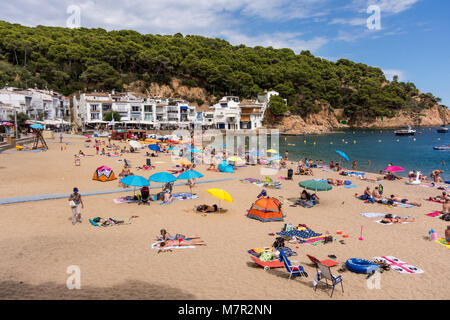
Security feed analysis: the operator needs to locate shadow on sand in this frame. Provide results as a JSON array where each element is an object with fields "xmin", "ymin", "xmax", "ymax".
[{"xmin": 0, "ymin": 280, "xmax": 196, "ymax": 300}]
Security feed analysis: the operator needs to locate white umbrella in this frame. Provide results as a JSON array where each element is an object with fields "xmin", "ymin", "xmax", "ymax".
[{"xmin": 129, "ymin": 140, "xmax": 143, "ymax": 149}]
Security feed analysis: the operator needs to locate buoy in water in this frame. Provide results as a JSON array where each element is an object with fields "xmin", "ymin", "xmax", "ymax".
[{"xmin": 354, "ymin": 140, "xmax": 356, "ymax": 144}]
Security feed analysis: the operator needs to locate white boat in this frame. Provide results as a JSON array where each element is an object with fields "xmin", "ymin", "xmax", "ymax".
[{"xmin": 394, "ymin": 126, "xmax": 416, "ymax": 136}]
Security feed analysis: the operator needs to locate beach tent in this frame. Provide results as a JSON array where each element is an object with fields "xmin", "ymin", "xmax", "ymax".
[
  {"xmin": 218, "ymin": 160, "xmax": 234, "ymax": 173},
  {"xmin": 247, "ymin": 197, "xmax": 284, "ymax": 222},
  {"xmin": 93, "ymin": 166, "xmax": 117, "ymax": 182}
]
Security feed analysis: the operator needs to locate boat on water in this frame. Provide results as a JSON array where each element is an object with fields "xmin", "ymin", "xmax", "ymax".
[
  {"xmin": 437, "ymin": 126, "xmax": 448, "ymax": 133},
  {"xmin": 394, "ymin": 126, "xmax": 416, "ymax": 136},
  {"xmin": 433, "ymin": 145, "xmax": 450, "ymax": 150}
]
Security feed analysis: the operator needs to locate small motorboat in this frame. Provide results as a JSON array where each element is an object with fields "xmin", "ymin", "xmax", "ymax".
[
  {"xmin": 437, "ymin": 126, "xmax": 448, "ymax": 133},
  {"xmin": 433, "ymin": 145, "xmax": 450, "ymax": 150},
  {"xmin": 394, "ymin": 126, "xmax": 416, "ymax": 136}
]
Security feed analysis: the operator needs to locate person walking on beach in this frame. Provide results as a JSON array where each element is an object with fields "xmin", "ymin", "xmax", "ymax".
[
  {"xmin": 352, "ymin": 160, "xmax": 357, "ymax": 170},
  {"xmin": 68, "ymin": 187, "xmax": 84, "ymax": 225},
  {"xmin": 60, "ymin": 133, "xmax": 63, "ymax": 143}
]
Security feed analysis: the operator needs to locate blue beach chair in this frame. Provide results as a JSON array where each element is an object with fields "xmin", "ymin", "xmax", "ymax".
[{"xmin": 279, "ymin": 248, "xmax": 308, "ymax": 280}]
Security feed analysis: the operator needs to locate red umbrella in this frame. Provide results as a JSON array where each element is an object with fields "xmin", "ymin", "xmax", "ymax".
[
  {"xmin": 0, "ymin": 122, "xmax": 13, "ymax": 126},
  {"xmin": 384, "ymin": 165, "xmax": 404, "ymax": 172}
]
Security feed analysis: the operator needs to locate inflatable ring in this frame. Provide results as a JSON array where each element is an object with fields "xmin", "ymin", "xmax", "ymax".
[{"xmin": 346, "ymin": 258, "xmax": 379, "ymax": 274}]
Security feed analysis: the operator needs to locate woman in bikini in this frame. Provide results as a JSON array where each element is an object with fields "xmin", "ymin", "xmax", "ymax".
[
  {"xmin": 156, "ymin": 239, "xmax": 207, "ymax": 249},
  {"xmin": 158, "ymin": 229, "xmax": 201, "ymax": 241},
  {"xmin": 381, "ymin": 215, "xmax": 415, "ymax": 224},
  {"xmin": 389, "ymin": 195, "xmax": 422, "ymax": 207}
]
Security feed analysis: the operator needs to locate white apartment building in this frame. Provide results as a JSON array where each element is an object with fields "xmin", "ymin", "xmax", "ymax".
[
  {"xmin": 74, "ymin": 92, "xmax": 197, "ymax": 129},
  {"xmin": 0, "ymin": 87, "xmax": 70, "ymax": 127}
]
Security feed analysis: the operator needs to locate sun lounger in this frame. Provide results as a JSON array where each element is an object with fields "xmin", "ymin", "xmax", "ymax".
[{"xmin": 307, "ymin": 254, "xmax": 339, "ymax": 268}]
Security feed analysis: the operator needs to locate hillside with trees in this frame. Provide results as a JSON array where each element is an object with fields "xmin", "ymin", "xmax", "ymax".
[{"xmin": 0, "ymin": 20, "xmax": 444, "ymax": 124}]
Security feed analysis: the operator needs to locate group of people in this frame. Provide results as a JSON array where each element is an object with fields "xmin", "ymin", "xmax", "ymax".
[{"xmin": 359, "ymin": 186, "xmax": 422, "ymax": 207}]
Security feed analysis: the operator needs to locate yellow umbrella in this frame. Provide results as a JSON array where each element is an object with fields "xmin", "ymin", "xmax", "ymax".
[
  {"xmin": 206, "ymin": 189, "xmax": 233, "ymax": 203},
  {"xmin": 267, "ymin": 149, "xmax": 278, "ymax": 153},
  {"xmin": 176, "ymin": 158, "xmax": 192, "ymax": 166}
]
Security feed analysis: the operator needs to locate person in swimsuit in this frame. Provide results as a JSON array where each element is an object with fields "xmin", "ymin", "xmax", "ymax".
[
  {"xmin": 372, "ymin": 188, "xmax": 382, "ymax": 202},
  {"xmin": 158, "ymin": 229, "xmax": 200, "ymax": 241},
  {"xmin": 381, "ymin": 215, "xmax": 415, "ymax": 224},
  {"xmin": 389, "ymin": 195, "xmax": 422, "ymax": 207},
  {"xmin": 156, "ymin": 239, "xmax": 207, "ymax": 249}
]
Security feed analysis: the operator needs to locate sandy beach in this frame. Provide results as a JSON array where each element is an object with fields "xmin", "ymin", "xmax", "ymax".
[{"xmin": 0, "ymin": 135, "xmax": 449, "ymax": 300}]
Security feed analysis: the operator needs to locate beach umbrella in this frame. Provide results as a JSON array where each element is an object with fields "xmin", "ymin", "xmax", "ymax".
[
  {"xmin": 129, "ymin": 140, "xmax": 143, "ymax": 149},
  {"xmin": 120, "ymin": 175, "xmax": 150, "ymax": 187},
  {"xmin": 0, "ymin": 122, "xmax": 13, "ymax": 126},
  {"xmin": 176, "ymin": 158, "xmax": 192, "ymax": 166},
  {"xmin": 249, "ymin": 150, "xmax": 263, "ymax": 157},
  {"xmin": 168, "ymin": 147, "xmax": 178, "ymax": 151},
  {"xmin": 188, "ymin": 148, "xmax": 201, "ymax": 153},
  {"xmin": 206, "ymin": 188, "xmax": 233, "ymax": 203},
  {"xmin": 148, "ymin": 144, "xmax": 161, "ymax": 152},
  {"xmin": 177, "ymin": 170, "xmax": 204, "ymax": 194},
  {"xmin": 384, "ymin": 166, "xmax": 404, "ymax": 172},
  {"xmin": 267, "ymin": 149, "xmax": 278, "ymax": 153},
  {"xmin": 335, "ymin": 150, "xmax": 349, "ymax": 161},
  {"xmin": 298, "ymin": 180, "xmax": 332, "ymax": 192},
  {"xmin": 149, "ymin": 172, "xmax": 177, "ymax": 183},
  {"xmin": 30, "ymin": 124, "xmax": 44, "ymax": 130}
]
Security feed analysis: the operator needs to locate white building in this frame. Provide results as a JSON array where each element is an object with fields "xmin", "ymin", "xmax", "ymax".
[{"xmin": 0, "ymin": 87, "xmax": 70, "ymax": 127}]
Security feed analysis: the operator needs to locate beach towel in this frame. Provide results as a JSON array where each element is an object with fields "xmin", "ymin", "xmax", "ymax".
[
  {"xmin": 113, "ymin": 198, "xmax": 140, "ymax": 204},
  {"xmin": 343, "ymin": 185, "xmax": 358, "ymax": 189},
  {"xmin": 360, "ymin": 212, "xmax": 386, "ymax": 218},
  {"xmin": 435, "ymin": 239, "xmax": 450, "ymax": 249},
  {"xmin": 426, "ymin": 211, "xmax": 443, "ymax": 218},
  {"xmin": 373, "ymin": 256, "xmax": 424, "ymax": 274},
  {"xmin": 151, "ymin": 242, "xmax": 195, "ymax": 250}
]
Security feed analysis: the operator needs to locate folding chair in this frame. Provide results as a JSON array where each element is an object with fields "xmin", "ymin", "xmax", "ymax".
[
  {"xmin": 279, "ymin": 248, "xmax": 308, "ymax": 280},
  {"xmin": 314, "ymin": 262, "xmax": 344, "ymax": 297}
]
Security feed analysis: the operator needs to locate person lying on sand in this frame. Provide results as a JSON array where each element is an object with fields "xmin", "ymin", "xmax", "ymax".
[
  {"xmin": 443, "ymin": 199, "xmax": 450, "ymax": 214},
  {"xmin": 372, "ymin": 187, "xmax": 382, "ymax": 201},
  {"xmin": 155, "ymin": 239, "xmax": 207, "ymax": 250},
  {"xmin": 158, "ymin": 229, "xmax": 200, "ymax": 241},
  {"xmin": 380, "ymin": 215, "xmax": 415, "ymax": 224},
  {"xmin": 389, "ymin": 195, "xmax": 422, "ymax": 207},
  {"xmin": 327, "ymin": 178, "xmax": 344, "ymax": 186},
  {"xmin": 430, "ymin": 191, "xmax": 449, "ymax": 203},
  {"xmin": 195, "ymin": 204, "xmax": 220, "ymax": 213}
]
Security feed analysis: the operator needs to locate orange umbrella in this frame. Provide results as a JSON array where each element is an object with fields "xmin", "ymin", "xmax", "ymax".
[{"xmin": 176, "ymin": 158, "xmax": 192, "ymax": 166}]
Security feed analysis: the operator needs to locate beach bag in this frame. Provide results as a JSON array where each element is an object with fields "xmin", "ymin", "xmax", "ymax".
[
  {"xmin": 69, "ymin": 200, "xmax": 76, "ymax": 208},
  {"xmin": 344, "ymin": 180, "xmax": 351, "ymax": 185},
  {"xmin": 259, "ymin": 251, "xmax": 274, "ymax": 262}
]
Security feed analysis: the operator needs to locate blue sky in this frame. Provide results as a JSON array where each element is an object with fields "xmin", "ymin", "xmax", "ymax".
[{"xmin": 1, "ymin": 0, "xmax": 449, "ymax": 105}]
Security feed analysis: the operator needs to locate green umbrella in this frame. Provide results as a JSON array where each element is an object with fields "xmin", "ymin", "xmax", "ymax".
[{"xmin": 298, "ymin": 180, "xmax": 332, "ymax": 192}]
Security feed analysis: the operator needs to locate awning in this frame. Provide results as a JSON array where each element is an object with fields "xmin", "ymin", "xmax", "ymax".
[{"xmin": 180, "ymin": 106, "xmax": 188, "ymax": 110}]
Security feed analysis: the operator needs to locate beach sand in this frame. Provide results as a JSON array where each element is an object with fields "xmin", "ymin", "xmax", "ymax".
[{"xmin": 0, "ymin": 135, "xmax": 449, "ymax": 300}]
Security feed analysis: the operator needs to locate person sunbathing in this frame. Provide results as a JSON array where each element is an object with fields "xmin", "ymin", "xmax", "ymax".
[
  {"xmin": 380, "ymin": 215, "xmax": 415, "ymax": 224},
  {"xmin": 389, "ymin": 195, "xmax": 422, "ymax": 207},
  {"xmin": 163, "ymin": 192, "xmax": 173, "ymax": 203},
  {"xmin": 158, "ymin": 229, "xmax": 200, "ymax": 241},
  {"xmin": 155, "ymin": 239, "xmax": 207, "ymax": 250},
  {"xmin": 327, "ymin": 178, "xmax": 344, "ymax": 186},
  {"xmin": 443, "ymin": 199, "xmax": 450, "ymax": 214},
  {"xmin": 430, "ymin": 191, "xmax": 449, "ymax": 203},
  {"xmin": 195, "ymin": 204, "xmax": 219, "ymax": 213}
]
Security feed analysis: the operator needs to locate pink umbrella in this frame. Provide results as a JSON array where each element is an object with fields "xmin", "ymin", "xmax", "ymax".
[{"xmin": 384, "ymin": 165, "xmax": 404, "ymax": 172}]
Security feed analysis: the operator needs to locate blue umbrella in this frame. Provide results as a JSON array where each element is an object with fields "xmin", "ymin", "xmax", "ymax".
[
  {"xmin": 30, "ymin": 124, "xmax": 44, "ymax": 130},
  {"xmin": 148, "ymin": 144, "xmax": 161, "ymax": 151},
  {"xmin": 168, "ymin": 147, "xmax": 178, "ymax": 151},
  {"xmin": 218, "ymin": 161, "xmax": 234, "ymax": 173},
  {"xmin": 149, "ymin": 172, "xmax": 177, "ymax": 183},
  {"xmin": 188, "ymin": 148, "xmax": 201, "ymax": 153},
  {"xmin": 120, "ymin": 175, "xmax": 150, "ymax": 187},
  {"xmin": 177, "ymin": 170, "xmax": 204, "ymax": 180},
  {"xmin": 177, "ymin": 170, "xmax": 204, "ymax": 194},
  {"xmin": 335, "ymin": 150, "xmax": 349, "ymax": 161}
]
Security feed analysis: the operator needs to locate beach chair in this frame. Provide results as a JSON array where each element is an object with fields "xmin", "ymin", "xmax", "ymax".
[
  {"xmin": 139, "ymin": 187, "xmax": 150, "ymax": 205},
  {"xmin": 279, "ymin": 248, "xmax": 308, "ymax": 280},
  {"xmin": 314, "ymin": 262, "xmax": 344, "ymax": 298},
  {"xmin": 307, "ymin": 254, "xmax": 339, "ymax": 268}
]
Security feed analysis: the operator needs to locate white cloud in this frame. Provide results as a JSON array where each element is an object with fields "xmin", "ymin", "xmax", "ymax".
[
  {"xmin": 329, "ymin": 17, "xmax": 367, "ymax": 26},
  {"xmin": 383, "ymin": 69, "xmax": 405, "ymax": 81},
  {"xmin": 222, "ymin": 31, "xmax": 328, "ymax": 53}
]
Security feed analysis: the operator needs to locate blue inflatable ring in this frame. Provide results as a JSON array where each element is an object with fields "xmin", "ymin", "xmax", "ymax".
[{"xmin": 346, "ymin": 258, "xmax": 379, "ymax": 274}]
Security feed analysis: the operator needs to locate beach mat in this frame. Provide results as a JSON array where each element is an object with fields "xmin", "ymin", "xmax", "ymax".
[
  {"xmin": 426, "ymin": 211, "xmax": 443, "ymax": 218},
  {"xmin": 435, "ymin": 239, "xmax": 450, "ymax": 249},
  {"xmin": 360, "ymin": 212, "xmax": 386, "ymax": 218},
  {"xmin": 373, "ymin": 256, "xmax": 424, "ymax": 274}
]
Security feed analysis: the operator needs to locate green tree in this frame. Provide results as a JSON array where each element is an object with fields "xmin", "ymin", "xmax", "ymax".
[
  {"xmin": 268, "ymin": 95, "xmax": 289, "ymax": 116},
  {"xmin": 8, "ymin": 112, "xmax": 29, "ymax": 130},
  {"xmin": 103, "ymin": 111, "xmax": 121, "ymax": 122}
]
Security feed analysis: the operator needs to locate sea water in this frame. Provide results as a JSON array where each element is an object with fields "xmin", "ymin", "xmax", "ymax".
[{"xmin": 279, "ymin": 127, "xmax": 450, "ymax": 180}]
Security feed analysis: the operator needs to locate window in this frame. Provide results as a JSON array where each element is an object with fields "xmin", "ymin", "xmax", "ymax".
[
  {"xmin": 91, "ymin": 104, "xmax": 98, "ymax": 111},
  {"xmin": 132, "ymin": 106, "xmax": 141, "ymax": 112},
  {"xmin": 91, "ymin": 113, "xmax": 99, "ymax": 120},
  {"xmin": 144, "ymin": 105, "xmax": 153, "ymax": 112}
]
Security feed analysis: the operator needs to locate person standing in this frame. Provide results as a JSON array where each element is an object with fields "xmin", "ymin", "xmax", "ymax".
[
  {"xmin": 69, "ymin": 187, "xmax": 84, "ymax": 225},
  {"xmin": 60, "ymin": 133, "xmax": 63, "ymax": 143},
  {"xmin": 352, "ymin": 160, "xmax": 357, "ymax": 170},
  {"xmin": 284, "ymin": 151, "xmax": 289, "ymax": 161}
]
